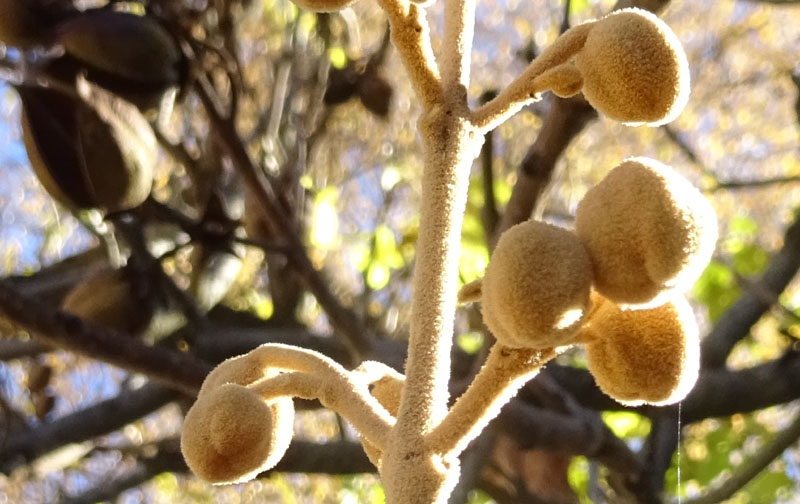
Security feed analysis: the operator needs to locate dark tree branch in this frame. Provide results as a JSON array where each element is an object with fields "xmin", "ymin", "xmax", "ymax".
[
  {"xmin": 0, "ymin": 280, "xmax": 212, "ymax": 395},
  {"xmin": 701, "ymin": 213, "xmax": 800, "ymax": 368},
  {"xmin": 494, "ymin": 95, "xmax": 596, "ymax": 245},
  {"xmin": 194, "ymin": 79, "xmax": 374, "ymax": 363},
  {"xmin": 0, "ymin": 383, "xmax": 179, "ymax": 474},
  {"xmin": 60, "ymin": 438, "xmax": 375, "ymax": 504},
  {"xmin": 711, "ymin": 175, "xmax": 800, "ymax": 191}
]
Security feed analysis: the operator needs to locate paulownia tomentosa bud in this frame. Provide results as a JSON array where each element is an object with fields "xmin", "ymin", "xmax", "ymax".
[
  {"xmin": 582, "ymin": 295, "xmax": 700, "ymax": 406},
  {"xmin": 54, "ymin": 9, "xmax": 184, "ymax": 110},
  {"xmin": 61, "ymin": 267, "xmax": 154, "ymax": 335},
  {"xmin": 18, "ymin": 79, "xmax": 156, "ymax": 212},
  {"xmin": 575, "ymin": 157, "xmax": 717, "ymax": 308},
  {"xmin": 574, "ymin": 8, "xmax": 690, "ymax": 126},
  {"xmin": 482, "ymin": 221, "xmax": 594, "ymax": 349},
  {"xmin": 182, "ymin": 353, "xmax": 295, "ymax": 484}
]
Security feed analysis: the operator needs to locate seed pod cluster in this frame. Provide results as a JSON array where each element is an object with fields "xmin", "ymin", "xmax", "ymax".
[
  {"xmin": 18, "ymin": 79, "xmax": 156, "ymax": 213},
  {"xmin": 182, "ymin": 354, "xmax": 295, "ymax": 484}
]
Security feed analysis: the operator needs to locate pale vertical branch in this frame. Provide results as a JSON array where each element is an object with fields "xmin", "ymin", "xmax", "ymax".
[
  {"xmin": 441, "ymin": 0, "xmax": 476, "ymax": 94},
  {"xmin": 375, "ymin": 0, "xmax": 442, "ymax": 108}
]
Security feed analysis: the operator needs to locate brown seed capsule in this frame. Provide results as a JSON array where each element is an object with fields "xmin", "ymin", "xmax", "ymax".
[
  {"xmin": 0, "ymin": 0, "xmax": 74, "ymax": 48},
  {"xmin": 575, "ymin": 158, "xmax": 717, "ymax": 308},
  {"xmin": 482, "ymin": 221, "xmax": 594, "ymax": 349},
  {"xmin": 358, "ymin": 71, "xmax": 393, "ymax": 117},
  {"xmin": 583, "ymin": 296, "xmax": 700, "ymax": 406},
  {"xmin": 55, "ymin": 10, "xmax": 183, "ymax": 109},
  {"xmin": 181, "ymin": 383, "xmax": 294, "ymax": 484},
  {"xmin": 19, "ymin": 80, "xmax": 156, "ymax": 212},
  {"xmin": 61, "ymin": 267, "xmax": 152, "ymax": 335},
  {"xmin": 575, "ymin": 8, "xmax": 689, "ymax": 126}
]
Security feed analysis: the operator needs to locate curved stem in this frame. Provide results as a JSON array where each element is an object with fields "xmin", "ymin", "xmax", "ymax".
[
  {"xmin": 375, "ymin": 0, "xmax": 442, "ymax": 109},
  {"xmin": 250, "ymin": 368, "xmax": 395, "ymax": 451},
  {"xmin": 471, "ymin": 22, "xmax": 594, "ymax": 132},
  {"xmin": 426, "ymin": 345, "xmax": 557, "ymax": 457}
]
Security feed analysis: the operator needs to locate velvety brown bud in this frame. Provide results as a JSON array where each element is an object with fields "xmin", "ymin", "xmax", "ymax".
[
  {"xmin": 583, "ymin": 296, "xmax": 700, "ymax": 406},
  {"xmin": 575, "ymin": 158, "xmax": 717, "ymax": 308},
  {"xmin": 482, "ymin": 221, "xmax": 593, "ymax": 349},
  {"xmin": 575, "ymin": 8, "xmax": 689, "ymax": 126},
  {"xmin": 181, "ymin": 384, "xmax": 294, "ymax": 484}
]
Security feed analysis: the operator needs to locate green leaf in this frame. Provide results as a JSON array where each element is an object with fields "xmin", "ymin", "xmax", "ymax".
[
  {"xmin": 457, "ymin": 331, "xmax": 485, "ymax": 354},
  {"xmin": 602, "ymin": 411, "xmax": 651, "ymax": 439},
  {"xmin": 694, "ymin": 261, "xmax": 741, "ymax": 323}
]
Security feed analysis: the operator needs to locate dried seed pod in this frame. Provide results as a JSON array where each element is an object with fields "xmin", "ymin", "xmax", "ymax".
[
  {"xmin": 61, "ymin": 267, "xmax": 153, "ymax": 335},
  {"xmin": 324, "ymin": 67, "xmax": 360, "ymax": 106},
  {"xmin": 55, "ymin": 10, "xmax": 183, "ymax": 109},
  {"xmin": 583, "ymin": 295, "xmax": 700, "ymax": 406},
  {"xmin": 358, "ymin": 71, "xmax": 393, "ymax": 117},
  {"xmin": 0, "ymin": 0, "xmax": 76, "ymax": 48},
  {"xmin": 575, "ymin": 8, "xmax": 689, "ymax": 126},
  {"xmin": 181, "ymin": 383, "xmax": 294, "ymax": 484},
  {"xmin": 482, "ymin": 221, "xmax": 593, "ymax": 349},
  {"xmin": 0, "ymin": 0, "xmax": 46, "ymax": 48},
  {"xmin": 288, "ymin": 0, "xmax": 356, "ymax": 12},
  {"xmin": 575, "ymin": 158, "xmax": 717, "ymax": 308},
  {"xmin": 19, "ymin": 80, "xmax": 156, "ymax": 212}
]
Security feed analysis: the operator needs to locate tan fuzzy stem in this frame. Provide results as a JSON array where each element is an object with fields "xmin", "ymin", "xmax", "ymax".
[
  {"xmin": 457, "ymin": 278, "xmax": 482, "ymax": 304},
  {"xmin": 381, "ymin": 106, "xmax": 483, "ymax": 504},
  {"xmin": 376, "ymin": 0, "xmax": 442, "ymax": 108},
  {"xmin": 247, "ymin": 343, "xmax": 349, "ymax": 375},
  {"xmin": 250, "ymin": 370, "xmax": 395, "ymax": 451},
  {"xmin": 441, "ymin": 0, "xmax": 476, "ymax": 93},
  {"xmin": 426, "ymin": 345, "xmax": 556, "ymax": 457},
  {"xmin": 471, "ymin": 21, "xmax": 595, "ymax": 132}
]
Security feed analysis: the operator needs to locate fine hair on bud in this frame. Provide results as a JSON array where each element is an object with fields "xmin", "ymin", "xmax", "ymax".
[
  {"xmin": 482, "ymin": 221, "xmax": 593, "ymax": 349},
  {"xmin": 582, "ymin": 295, "xmax": 700, "ymax": 406},
  {"xmin": 575, "ymin": 157, "xmax": 717, "ymax": 308},
  {"xmin": 181, "ymin": 383, "xmax": 294, "ymax": 484},
  {"xmin": 575, "ymin": 8, "xmax": 690, "ymax": 126}
]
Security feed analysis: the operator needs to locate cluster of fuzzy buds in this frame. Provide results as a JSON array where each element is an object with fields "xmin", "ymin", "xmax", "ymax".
[{"xmin": 474, "ymin": 158, "xmax": 716, "ymax": 405}]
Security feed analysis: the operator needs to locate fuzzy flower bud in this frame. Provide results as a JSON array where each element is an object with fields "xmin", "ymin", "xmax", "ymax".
[
  {"xmin": 482, "ymin": 221, "xmax": 594, "ymax": 349},
  {"xmin": 582, "ymin": 295, "xmax": 700, "ymax": 406},
  {"xmin": 575, "ymin": 158, "xmax": 717, "ymax": 308},
  {"xmin": 575, "ymin": 8, "xmax": 689, "ymax": 126},
  {"xmin": 181, "ymin": 383, "xmax": 294, "ymax": 484}
]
